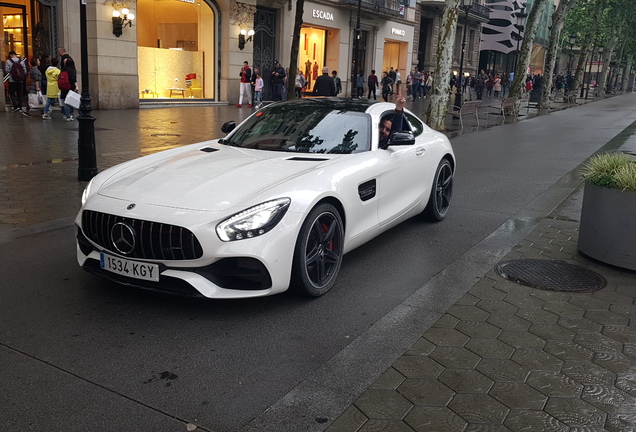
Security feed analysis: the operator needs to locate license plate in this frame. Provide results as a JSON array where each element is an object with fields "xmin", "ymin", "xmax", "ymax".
[{"xmin": 100, "ymin": 253, "xmax": 160, "ymax": 282}]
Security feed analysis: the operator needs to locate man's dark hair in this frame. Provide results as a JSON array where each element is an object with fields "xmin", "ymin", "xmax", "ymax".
[
  {"xmin": 371, "ymin": 69, "xmax": 375, "ymax": 74},
  {"xmin": 9, "ymin": 50, "xmax": 17, "ymax": 56}
]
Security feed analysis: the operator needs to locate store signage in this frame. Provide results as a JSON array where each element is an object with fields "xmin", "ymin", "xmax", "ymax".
[
  {"xmin": 312, "ymin": 9, "xmax": 334, "ymax": 21},
  {"xmin": 392, "ymin": 28, "xmax": 406, "ymax": 37}
]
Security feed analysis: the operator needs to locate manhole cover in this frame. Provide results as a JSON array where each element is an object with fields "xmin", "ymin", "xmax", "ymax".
[{"xmin": 495, "ymin": 259, "xmax": 606, "ymax": 292}]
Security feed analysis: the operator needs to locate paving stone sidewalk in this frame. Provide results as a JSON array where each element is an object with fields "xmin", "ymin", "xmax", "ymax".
[{"xmin": 327, "ymin": 216, "xmax": 636, "ymax": 432}]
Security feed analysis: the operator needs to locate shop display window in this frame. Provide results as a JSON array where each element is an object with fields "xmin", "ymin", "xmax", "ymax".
[
  {"xmin": 299, "ymin": 27, "xmax": 326, "ymax": 93},
  {"xmin": 137, "ymin": 0, "xmax": 215, "ymax": 99}
]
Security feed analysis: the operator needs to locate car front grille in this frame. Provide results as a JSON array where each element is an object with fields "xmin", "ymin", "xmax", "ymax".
[{"xmin": 82, "ymin": 210, "xmax": 203, "ymax": 260}]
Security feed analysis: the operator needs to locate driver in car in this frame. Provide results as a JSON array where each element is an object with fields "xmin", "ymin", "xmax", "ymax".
[{"xmin": 379, "ymin": 95, "xmax": 406, "ymax": 149}]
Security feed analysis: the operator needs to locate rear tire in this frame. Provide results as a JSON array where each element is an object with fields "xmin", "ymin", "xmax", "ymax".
[
  {"xmin": 424, "ymin": 158, "xmax": 453, "ymax": 221},
  {"xmin": 291, "ymin": 203, "xmax": 344, "ymax": 297}
]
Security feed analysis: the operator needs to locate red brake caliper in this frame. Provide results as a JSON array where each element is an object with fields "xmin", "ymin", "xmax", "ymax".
[{"xmin": 321, "ymin": 222, "xmax": 332, "ymax": 250}]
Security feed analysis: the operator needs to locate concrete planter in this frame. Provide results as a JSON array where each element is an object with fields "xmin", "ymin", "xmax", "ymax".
[{"xmin": 579, "ymin": 181, "xmax": 636, "ymax": 271}]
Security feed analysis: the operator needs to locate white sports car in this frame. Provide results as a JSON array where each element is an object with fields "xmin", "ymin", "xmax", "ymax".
[{"xmin": 75, "ymin": 98, "xmax": 455, "ymax": 298}]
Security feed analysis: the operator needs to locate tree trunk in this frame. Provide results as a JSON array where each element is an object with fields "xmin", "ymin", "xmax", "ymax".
[
  {"xmin": 425, "ymin": 0, "xmax": 460, "ymax": 131},
  {"xmin": 287, "ymin": 0, "xmax": 305, "ymax": 100},
  {"xmin": 539, "ymin": 0, "xmax": 578, "ymax": 109},
  {"xmin": 596, "ymin": 34, "xmax": 618, "ymax": 98},
  {"xmin": 509, "ymin": 0, "xmax": 549, "ymax": 115},
  {"xmin": 567, "ymin": 33, "xmax": 592, "ymax": 104}
]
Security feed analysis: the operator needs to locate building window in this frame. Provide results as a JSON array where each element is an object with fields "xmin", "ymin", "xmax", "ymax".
[{"xmin": 468, "ymin": 29, "xmax": 475, "ymax": 65}]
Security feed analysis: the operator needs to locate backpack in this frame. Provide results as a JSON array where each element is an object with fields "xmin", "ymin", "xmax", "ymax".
[
  {"xmin": 10, "ymin": 59, "xmax": 26, "ymax": 82},
  {"xmin": 58, "ymin": 71, "xmax": 72, "ymax": 91}
]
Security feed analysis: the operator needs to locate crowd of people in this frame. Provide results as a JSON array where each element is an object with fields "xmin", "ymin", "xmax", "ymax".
[{"xmin": 3, "ymin": 48, "xmax": 78, "ymax": 120}]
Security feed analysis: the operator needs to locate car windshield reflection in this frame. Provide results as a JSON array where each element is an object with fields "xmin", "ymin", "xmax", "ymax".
[{"xmin": 224, "ymin": 103, "xmax": 371, "ymax": 154}]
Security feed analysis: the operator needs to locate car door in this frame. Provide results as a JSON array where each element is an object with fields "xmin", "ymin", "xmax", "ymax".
[{"xmin": 377, "ymin": 112, "xmax": 429, "ymax": 225}]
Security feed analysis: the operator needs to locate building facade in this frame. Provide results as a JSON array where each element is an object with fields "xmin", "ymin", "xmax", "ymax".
[{"xmin": 2, "ymin": 0, "xmax": 421, "ymax": 108}]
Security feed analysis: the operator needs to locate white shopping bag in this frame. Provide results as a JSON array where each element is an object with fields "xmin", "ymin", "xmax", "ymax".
[{"xmin": 65, "ymin": 90, "xmax": 81, "ymax": 109}]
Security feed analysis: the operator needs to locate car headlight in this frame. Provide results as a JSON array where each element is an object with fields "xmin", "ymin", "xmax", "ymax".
[
  {"xmin": 81, "ymin": 179, "xmax": 94, "ymax": 206},
  {"xmin": 216, "ymin": 198, "xmax": 291, "ymax": 242}
]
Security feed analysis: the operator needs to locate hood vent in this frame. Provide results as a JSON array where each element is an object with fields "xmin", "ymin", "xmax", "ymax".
[
  {"xmin": 286, "ymin": 156, "xmax": 329, "ymax": 162},
  {"xmin": 200, "ymin": 147, "xmax": 219, "ymax": 153}
]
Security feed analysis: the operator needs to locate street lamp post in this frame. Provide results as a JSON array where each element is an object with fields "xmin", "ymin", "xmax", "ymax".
[
  {"xmin": 352, "ymin": 0, "xmax": 362, "ymax": 97},
  {"xmin": 453, "ymin": 0, "xmax": 472, "ymax": 110},
  {"xmin": 77, "ymin": 0, "xmax": 98, "ymax": 181},
  {"xmin": 565, "ymin": 34, "xmax": 576, "ymax": 94},
  {"xmin": 513, "ymin": 6, "xmax": 527, "ymax": 73}
]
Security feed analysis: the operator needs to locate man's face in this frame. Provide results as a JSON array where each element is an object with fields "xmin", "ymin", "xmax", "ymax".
[{"xmin": 379, "ymin": 119, "xmax": 392, "ymax": 142}]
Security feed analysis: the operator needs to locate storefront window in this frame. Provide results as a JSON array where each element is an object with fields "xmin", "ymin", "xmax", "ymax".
[
  {"xmin": 299, "ymin": 27, "xmax": 325, "ymax": 93},
  {"xmin": 2, "ymin": 1, "xmax": 31, "ymax": 62},
  {"xmin": 137, "ymin": 0, "xmax": 216, "ymax": 99}
]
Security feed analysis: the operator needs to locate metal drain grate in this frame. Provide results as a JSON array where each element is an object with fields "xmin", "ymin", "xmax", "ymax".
[{"xmin": 495, "ymin": 259, "xmax": 606, "ymax": 292}]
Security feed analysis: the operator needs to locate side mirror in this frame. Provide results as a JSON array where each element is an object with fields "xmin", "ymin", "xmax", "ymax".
[
  {"xmin": 389, "ymin": 131, "xmax": 415, "ymax": 146},
  {"xmin": 221, "ymin": 121, "xmax": 236, "ymax": 134}
]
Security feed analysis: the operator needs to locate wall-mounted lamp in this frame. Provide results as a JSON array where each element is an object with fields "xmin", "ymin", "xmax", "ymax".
[
  {"xmin": 112, "ymin": 8, "xmax": 134, "ymax": 37},
  {"xmin": 238, "ymin": 29, "xmax": 255, "ymax": 50}
]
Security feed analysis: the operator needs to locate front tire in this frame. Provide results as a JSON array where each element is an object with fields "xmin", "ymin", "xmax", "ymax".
[
  {"xmin": 424, "ymin": 158, "xmax": 453, "ymax": 221},
  {"xmin": 291, "ymin": 203, "xmax": 344, "ymax": 297}
]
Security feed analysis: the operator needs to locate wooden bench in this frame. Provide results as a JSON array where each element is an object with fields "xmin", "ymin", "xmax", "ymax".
[
  {"xmin": 458, "ymin": 100, "xmax": 481, "ymax": 129},
  {"xmin": 498, "ymin": 97, "xmax": 517, "ymax": 122}
]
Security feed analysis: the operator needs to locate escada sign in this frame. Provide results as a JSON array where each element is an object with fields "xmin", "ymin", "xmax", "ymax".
[
  {"xmin": 391, "ymin": 28, "xmax": 406, "ymax": 36},
  {"xmin": 313, "ymin": 9, "xmax": 334, "ymax": 20}
]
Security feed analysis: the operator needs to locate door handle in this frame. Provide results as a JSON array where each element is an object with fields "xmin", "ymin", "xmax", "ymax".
[{"xmin": 416, "ymin": 147, "xmax": 426, "ymax": 156}]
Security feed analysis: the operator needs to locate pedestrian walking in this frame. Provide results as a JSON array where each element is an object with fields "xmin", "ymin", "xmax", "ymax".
[
  {"xmin": 367, "ymin": 70, "xmax": 378, "ymax": 99},
  {"xmin": 331, "ymin": 70, "xmax": 342, "ymax": 96},
  {"xmin": 237, "ymin": 61, "xmax": 252, "ymax": 107},
  {"xmin": 395, "ymin": 69, "xmax": 402, "ymax": 95},
  {"xmin": 493, "ymin": 74, "xmax": 502, "ymax": 98},
  {"xmin": 411, "ymin": 68, "xmax": 421, "ymax": 101},
  {"xmin": 253, "ymin": 71, "xmax": 263, "ymax": 108},
  {"xmin": 4, "ymin": 50, "xmax": 28, "ymax": 116},
  {"xmin": 476, "ymin": 70, "xmax": 488, "ymax": 100},
  {"xmin": 313, "ymin": 67, "xmax": 336, "ymax": 96},
  {"xmin": 26, "ymin": 57, "xmax": 44, "ymax": 116},
  {"xmin": 42, "ymin": 57, "xmax": 60, "ymax": 120},
  {"xmin": 59, "ymin": 56, "xmax": 78, "ymax": 121},
  {"xmin": 389, "ymin": 67, "xmax": 397, "ymax": 95},
  {"xmin": 356, "ymin": 73, "xmax": 365, "ymax": 98},
  {"xmin": 295, "ymin": 69, "xmax": 306, "ymax": 98},
  {"xmin": 381, "ymin": 71, "xmax": 394, "ymax": 102},
  {"xmin": 271, "ymin": 61, "xmax": 286, "ymax": 101}
]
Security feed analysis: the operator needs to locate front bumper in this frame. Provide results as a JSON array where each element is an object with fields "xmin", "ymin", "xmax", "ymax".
[{"xmin": 74, "ymin": 201, "xmax": 303, "ymax": 299}]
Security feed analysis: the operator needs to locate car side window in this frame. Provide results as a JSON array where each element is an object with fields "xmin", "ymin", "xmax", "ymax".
[{"xmin": 404, "ymin": 112, "xmax": 424, "ymax": 137}]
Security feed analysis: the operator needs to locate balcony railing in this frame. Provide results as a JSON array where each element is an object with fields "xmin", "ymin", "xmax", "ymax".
[
  {"xmin": 340, "ymin": 0, "xmax": 404, "ymax": 17},
  {"xmin": 468, "ymin": 3, "xmax": 490, "ymax": 21}
]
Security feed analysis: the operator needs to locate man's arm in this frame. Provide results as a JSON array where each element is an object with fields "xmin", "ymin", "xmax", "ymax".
[{"xmin": 391, "ymin": 96, "xmax": 406, "ymax": 133}]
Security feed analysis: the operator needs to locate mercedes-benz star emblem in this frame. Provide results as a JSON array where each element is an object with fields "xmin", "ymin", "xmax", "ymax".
[
  {"xmin": 127, "ymin": 203, "xmax": 136, "ymax": 210},
  {"xmin": 111, "ymin": 222, "xmax": 136, "ymax": 255}
]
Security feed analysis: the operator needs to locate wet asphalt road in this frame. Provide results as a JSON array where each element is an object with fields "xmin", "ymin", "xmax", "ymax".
[{"xmin": 1, "ymin": 94, "xmax": 636, "ymax": 431}]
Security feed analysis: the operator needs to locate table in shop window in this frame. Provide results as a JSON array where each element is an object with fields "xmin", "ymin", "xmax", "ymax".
[{"xmin": 166, "ymin": 88, "xmax": 187, "ymax": 98}]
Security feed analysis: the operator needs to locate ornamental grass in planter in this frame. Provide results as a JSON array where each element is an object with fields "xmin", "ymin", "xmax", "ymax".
[{"xmin": 579, "ymin": 152, "xmax": 636, "ymax": 271}]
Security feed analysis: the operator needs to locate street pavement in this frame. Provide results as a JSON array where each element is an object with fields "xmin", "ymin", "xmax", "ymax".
[{"xmin": 2, "ymin": 92, "xmax": 636, "ymax": 431}]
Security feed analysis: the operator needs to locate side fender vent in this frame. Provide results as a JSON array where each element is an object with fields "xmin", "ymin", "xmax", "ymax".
[
  {"xmin": 200, "ymin": 147, "xmax": 219, "ymax": 153},
  {"xmin": 358, "ymin": 179, "xmax": 376, "ymax": 202}
]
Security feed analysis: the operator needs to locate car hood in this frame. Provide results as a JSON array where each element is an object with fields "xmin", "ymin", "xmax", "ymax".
[{"xmin": 97, "ymin": 144, "xmax": 337, "ymax": 212}]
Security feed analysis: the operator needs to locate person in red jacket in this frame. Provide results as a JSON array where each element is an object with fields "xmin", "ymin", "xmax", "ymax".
[{"xmin": 237, "ymin": 61, "xmax": 252, "ymax": 108}]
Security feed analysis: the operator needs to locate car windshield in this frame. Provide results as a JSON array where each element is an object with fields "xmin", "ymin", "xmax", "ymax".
[{"xmin": 224, "ymin": 102, "xmax": 371, "ymax": 154}]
